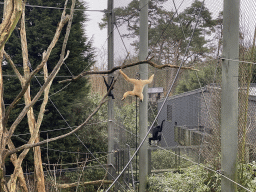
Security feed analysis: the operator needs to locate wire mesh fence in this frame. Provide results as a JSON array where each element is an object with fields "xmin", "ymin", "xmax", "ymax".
[{"xmin": 88, "ymin": 0, "xmax": 256, "ymax": 191}]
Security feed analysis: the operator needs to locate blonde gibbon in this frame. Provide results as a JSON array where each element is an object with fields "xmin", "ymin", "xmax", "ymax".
[{"xmin": 119, "ymin": 69, "xmax": 154, "ymax": 101}]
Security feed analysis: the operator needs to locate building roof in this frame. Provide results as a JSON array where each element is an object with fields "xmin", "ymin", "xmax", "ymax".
[
  {"xmin": 148, "ymin": 87, "xmax": 163, "ymax": 94},
  {"xmin": 158, "ymin": 87, "xmax": 207, "ymax": 103},
  {"xmin": 158, "ymin": 83, "xmax": 256, "ymax": 103}
]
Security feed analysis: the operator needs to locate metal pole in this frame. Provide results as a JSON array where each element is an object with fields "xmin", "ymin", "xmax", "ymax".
[
  {"xmin": 107, "ymin": 0, "xmax": 115, "ymax": 180},
  {"xmin": 139, "ymin": 0, "xmax": 149, "ymax": 191},
  {"xmin": 221, "ymin": 0, "xmax": 240, "ymax": 191},
  {"xmin": 126, "ymin": 144, "xmax": 136, "ymax": 191},
  {"xmin": 136, "ymin": 97, "xmax": 138, "ymax": 185}
]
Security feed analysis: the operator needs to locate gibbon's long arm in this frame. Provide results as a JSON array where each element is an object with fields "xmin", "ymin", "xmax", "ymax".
[
  {"xmin": 119, "ymin": 69, "xmax": 154, "ymax": 101},
  {"xmin": 119, "ymin": 70, "xmax": 137, "ymax": 84},
  {"xmin": 141, "ymin": 74, "xmax": 154, "ymax": 85},
  {"xmin": 159, "ymin": 119, "xmax": 165, "ymax": 132}
]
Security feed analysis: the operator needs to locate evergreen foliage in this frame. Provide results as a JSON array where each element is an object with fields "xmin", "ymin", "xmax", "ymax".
[
  {"xmin": 100, "ymin": 0, "xmax": 217, "ymax": 62},
  {"xmin": 1, "ymin": 0, "xmax": 95, "ymax": 172},
  {"xmin": 175, "ymin": 59, "xmax": 221, "ymax": 94}
]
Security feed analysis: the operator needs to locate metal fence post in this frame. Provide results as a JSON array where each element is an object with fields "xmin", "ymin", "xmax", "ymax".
[
  {"xmin": 139, "ymin": 0, "xmax": 149, "ymax": 191},
  {"xmin": 221, "ymin": 0, "xmax": 240, "ymax": 191},
  {"xmin": 107, "ymin": 0, "xmax": 115, "ymax": 180}
]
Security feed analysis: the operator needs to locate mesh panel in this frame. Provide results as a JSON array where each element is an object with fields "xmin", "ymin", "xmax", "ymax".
[{"xmin": 87, "ymin": 0, "xmax": 256, "ymax": 190}]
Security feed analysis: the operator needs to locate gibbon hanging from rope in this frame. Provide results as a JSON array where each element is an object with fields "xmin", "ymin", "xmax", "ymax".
[{"xmin": 119, "ymin": 69, "xmax": 154, "ymax": 101}]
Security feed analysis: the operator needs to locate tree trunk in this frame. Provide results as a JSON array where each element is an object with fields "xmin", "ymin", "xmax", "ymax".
[
  {"xmin": 20, "ymin": 5, "xmax": 46, "ymax": 191},
  {"xmin": 0, "ymin": 2, "xmax": 9, "ymax": 189},
  {"xmin": 33, "ymin": 138, "xmax": 45, "ymax": 192},
  {"xmin": 0, "ymin": 0, "xmax": 22, "ymax": 50},
  {"xmin": 0, "ymin": 0, "xmax": 77, "ymax": 191},
  {"xmin": 7, "ymin": 141, "xmax": 28, "ymax": 192},
  {"xmin": 0, "ymin": 49, "xmax": 6, "ymax": 192}
]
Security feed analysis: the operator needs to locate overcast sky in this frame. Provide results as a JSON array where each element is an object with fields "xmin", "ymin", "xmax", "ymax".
[
  {"xmin": 84, "ymin": 0, "xmax": 107, "ymax": 52},
  {"xmin": 84, "ymin": 0, "xmax": 256, "ymax": 67},
  {"xmin": 83, "ymin": 0, "xmax": 224, "ymax": 66},
  {"xmin": 84, "ymin": 0, "xmax": 133, "ymax": 67}
]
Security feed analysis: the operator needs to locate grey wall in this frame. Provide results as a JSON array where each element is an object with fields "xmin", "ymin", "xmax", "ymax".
[{"xmin": 157, "ymin": 89, "xmax": 203, "ymax": 147}]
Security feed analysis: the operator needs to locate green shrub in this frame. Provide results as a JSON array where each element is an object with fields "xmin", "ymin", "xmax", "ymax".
[
  {"xmin": 151, "ymin": 149, "xmax": 193, "ymax": 170},
  {"xmin": 148, "ymin": 165, "xmax": 213, "ymax": 192},
  {"xmin": 148, "ymin": 162, "xmax": 256, "ymax": 192}
]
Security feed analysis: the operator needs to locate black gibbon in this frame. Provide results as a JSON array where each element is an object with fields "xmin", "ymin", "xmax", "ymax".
[
  {"xmin": 149, "ymin": 120, "xmax": 165, "ymax": 145},
  {"xmin": 103, "ymin": 76, "xmax": 115, "ymax": 99}
]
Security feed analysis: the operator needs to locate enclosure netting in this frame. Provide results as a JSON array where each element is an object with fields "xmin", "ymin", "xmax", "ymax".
[{"xmin": 88, "ymin": 0, "xmax": 256, "ymax": 191}]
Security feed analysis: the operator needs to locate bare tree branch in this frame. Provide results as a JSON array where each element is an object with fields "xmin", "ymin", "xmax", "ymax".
[
  {"xmin": 4, "ymin": 0, "xmax": 76, "ymax": 160},
  {"xmin": 5, "ymin": 51, "xmax": 70, "ymax": 145},
  {"xmin": 6, "ymin": 6, "xmax": 30, "ymax": 190},
  {"xmin": 61, "ymin": 0, "xmax": 75, "ymax": 56},
  {"xmin": 3, "ymin": 13, "xmax": 70, "ymax": 128},
  {"xmin": 59, "ymin": 56, "xmax": 199, "ymax": 84},
  {"xmin": 35, "ymin": 51, "xmax": 51, "ymax": 131},
  {"xmin": 6, "ymin": 1, "xmax": 76, "ymax": 190},
  {"xmin": 0, "ymin": 49, "xmax": 5, "ymax": 143},
  {"xmin": 6, "ymin": 91, "xmax": 107, "ymax": 157},
  {"xmin": 3, "ymin": 51, "xmax": 24, "ymax": 83},
  {"xmin": 7, "ymin": 140, "xmax": 28, "ymax": 192},
  {"xmin": 19, "ymin": 0, "xmax": 77, "ymax": 148},
  {"xmin": 0, "ymin": 0, "xmax": 23, "ymax": 50},
  {"xmin": 18, "ymin": 51, "xmax": 70, "ymax": 157},
  {"xmin": 6, "ymin": 70, "xmax": 118, "ymax": 157},
  {"xmin": 5, "ymin": 50, "xmax": 197, "ymax": 159}
]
